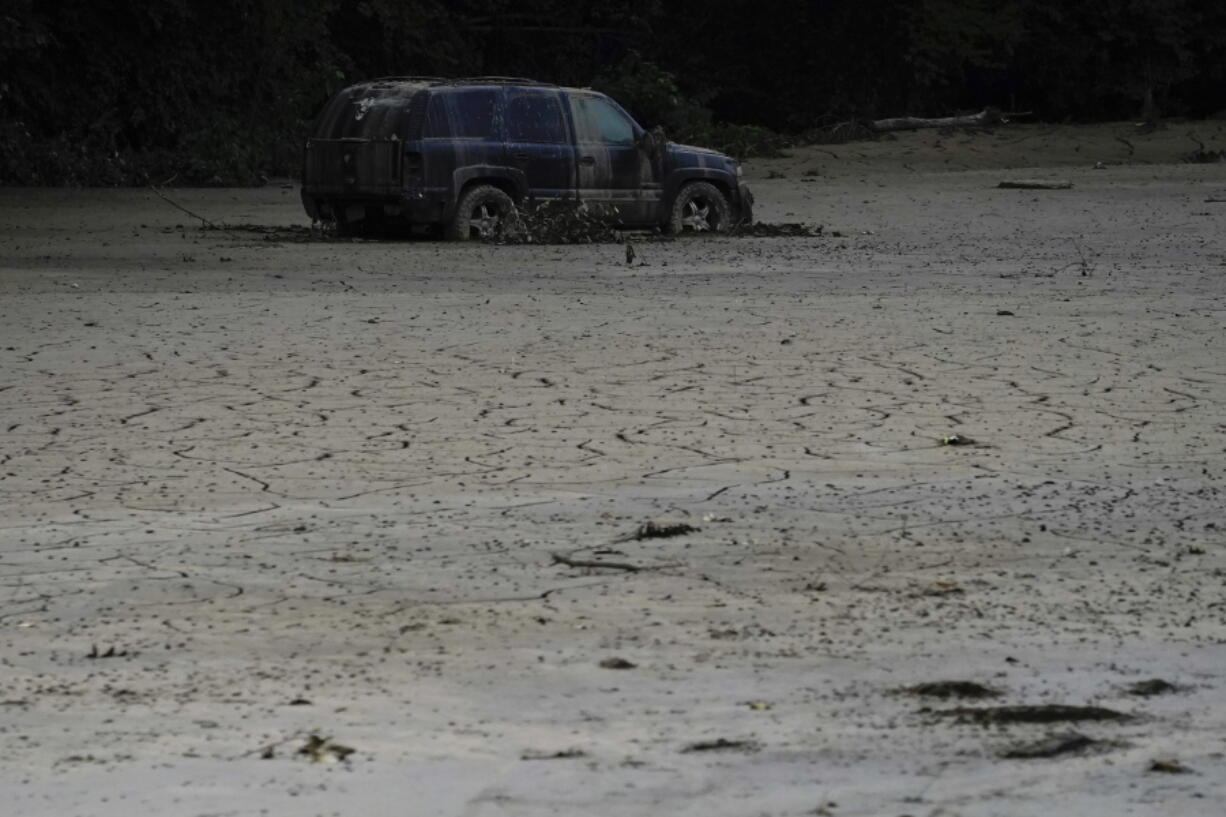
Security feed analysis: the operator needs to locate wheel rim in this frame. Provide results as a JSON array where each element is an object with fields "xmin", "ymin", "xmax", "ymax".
[
  {"xmin": 681, "ymin": 197, "xmax": 713, "ymax": 231},
  {"xmin": 470, "ymin": 202, "xmax": 501, "ymax": 239}
]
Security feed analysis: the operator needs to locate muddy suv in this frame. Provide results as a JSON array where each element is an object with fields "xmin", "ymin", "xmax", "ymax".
[{"xmin": 301, "ymin": 77, "xmax": 752, "ymax": 238}]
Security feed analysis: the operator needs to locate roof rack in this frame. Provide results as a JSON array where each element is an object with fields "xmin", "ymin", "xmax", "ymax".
[
  {"xmin": 364, "ymin": 76, "xmax": 447, "ymax": 84},
  {"xmin": 437, "ymin": 76, "xmax": 555, "ymax": 87}
]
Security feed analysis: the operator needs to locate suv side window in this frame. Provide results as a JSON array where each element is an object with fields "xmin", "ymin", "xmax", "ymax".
[
  {"xmin": 425, "ymin": 89, "xmax": 498, "ymax": 139},
  {"xmin": 569, "ymin": 94, "xmax": 636, "ymax": 146},
  {"xmin": 505, "ymin": 91, "xmax": 568, "ymax": 144}
]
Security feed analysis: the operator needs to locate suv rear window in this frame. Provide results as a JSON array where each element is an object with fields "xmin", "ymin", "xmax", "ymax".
[
  {"xmin": 314, "ymin": 89, "xmax": 414, "ymax": 139},
  {"xmin": 505, "ymin": 92, "xmax": 568, "ymax": 143},
  {"xmin": 425, "ymin": 89, "xmax": 499, "ymax": 139}
]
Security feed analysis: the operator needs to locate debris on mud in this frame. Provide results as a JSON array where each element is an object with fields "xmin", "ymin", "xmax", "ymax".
[
  {"xmin": 902, "ymin": 681, "xmax": 1001, "ymax": 700},
  {"xmin": 553, "ymin": 552, "xmax": 644, "ymax": 572},
  {"xmin": 939, "ymin": 433, "xmax": 976, "ymax": 446},
  {"xmin": 1148, "ymin": 758, "xmax": 1193, "ymax": 773},
  {"xmin": 296, "ymin": 734, "xmax": 355, "ymax": 763},
  {"xmin": 731, "ymin": 222, "xmax": 823, "ymax": 238},
  {"xmin": 1126, "ymin": 678, "xmax": 1180, "ymax": 697},
  {"xmin": 999, "ymin": 732, "xmax": 1098, "ymax": 759},
  {"xmin": 681, "ymin": 737, "xmax": 760, "ymax": 753},
  {"xmin": 1183, "ymin": 147, "xmax": 1225, "ymax": 164},
  {"xmin": 209, "ymin": 223, "xmax": 337, "ymax": 243},
  {"xmin": 86, "ymin": 645, "xmax": 128, "ymax": 659},
  {"xmin": 996, "ymin": 309, "xmax": 1015, "ymax": 316},
  {"xmin": 633, "ymin": 520, "xmax": 698, "ymax": 540},
  {"xmin": 920, "ymin": 580, "xmax": 964, "ymax": 597},
  {"xmin": 521, "ymin": 748, "xmax": 587, "ymax": 761},
  {"xmin": 936, "ymin": 704, "xmax": 1129, "ymax": 725},
  {"xmin": 598, "ymin": 657, "xmax": 637, "ymax": 670},
  {"xmin": 498, "ymin": 200, "xmax": 622, "ymax": 244},
  {"xmin": 997, "ymin": 180, "xmax": 1073, "ymax": 190}
]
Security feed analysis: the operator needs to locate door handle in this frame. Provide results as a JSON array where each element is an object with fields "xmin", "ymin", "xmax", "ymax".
[
  {"xmin": 579, "ymin": 155, "xmax": 596, "ymax": 165},
  {"xmin": 511, "ymin": 152, "xmax": 530, "ymax": 160}
]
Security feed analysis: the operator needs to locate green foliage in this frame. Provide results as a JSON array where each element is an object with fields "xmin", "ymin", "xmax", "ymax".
[
  {"xmin": 593, "ymin": 55, "xmax": 786, "ymax": 158},
  {"xmin": 592, "ymin": 55, "xmax": 710, "ymax": 139},
  {"xmin": 1, "ymin": 0, "xmax": 1223, "ymax": 185}
]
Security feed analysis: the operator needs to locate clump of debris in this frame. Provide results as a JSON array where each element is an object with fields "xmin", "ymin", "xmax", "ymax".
[
  {"xmin": 496, "ymin": 200, "xmax": 623, "ymax": 244},
  {"xmin": 634, "ymin": 520, "xmax": 699, "ymax": 540},
  {"xmin": 901, "ymin": 680, "xmax": 1002, "ymax": 700},
  {"xmin": 731, "ymin": 222, "xmax": 823, "ymax": 237},
  {"xmin": 933, "ymin": 704, "xmax": 1129, "ymax": 725}
]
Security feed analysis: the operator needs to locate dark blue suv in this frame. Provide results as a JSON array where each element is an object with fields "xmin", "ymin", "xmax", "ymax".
[{"xmin": 301, "ymin": 77, "xmax": 753, "ymax": 239}]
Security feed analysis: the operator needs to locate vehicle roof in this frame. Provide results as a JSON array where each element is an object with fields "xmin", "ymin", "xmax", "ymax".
[{"xmin": 341, "ymin": 77, "xmax": 605, "ymax": 95}]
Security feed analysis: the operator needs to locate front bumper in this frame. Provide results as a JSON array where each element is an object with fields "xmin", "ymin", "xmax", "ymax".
[{"xmin": 734, "ymin": 182, "xmax": 755, "ymax": 226}]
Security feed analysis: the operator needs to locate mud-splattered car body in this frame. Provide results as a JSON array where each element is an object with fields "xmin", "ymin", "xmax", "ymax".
[{"xmin": 301, "ymin": 77, "xmax": 753, "ymax": 237}]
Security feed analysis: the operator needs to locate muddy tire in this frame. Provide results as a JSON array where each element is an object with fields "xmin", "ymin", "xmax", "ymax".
[
  {"xmin": 449, "ymin": 185, "xmax": 518, "ymax": 241},
  {"xmin": 666, "ymin": 182, "xmax": 731, "ymax": 234}
]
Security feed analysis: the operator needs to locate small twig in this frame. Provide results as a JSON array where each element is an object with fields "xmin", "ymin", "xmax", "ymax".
[
  {"xmin": 148, "ymin": 183, "xmax": 219, "ymax": 229},
  {"xmin": 551, "ymin": 552, "xmax": 643, "ymax": 572}
]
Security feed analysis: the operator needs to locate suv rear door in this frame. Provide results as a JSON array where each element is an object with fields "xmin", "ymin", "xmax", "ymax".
[
  {"xmin": 304, "ymin": 88, "xmax": 416, "ymax": 196},
  {"xmin": 503, "ymin": 88, "xmax": 577, "ymax": 201},
  {"xmin": 566, "ymin": 92, "xmax": 660, "ymax": 224}
]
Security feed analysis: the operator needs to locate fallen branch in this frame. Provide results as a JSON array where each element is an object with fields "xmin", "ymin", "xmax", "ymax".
[
  {"xmin": 870, "ymin": 108, "xmax": 1018, "ymax": 133},
  {"xmin": 551, "ymin": 552, "xmax": 643, "ymax": 572},
  {"xmin": 148, "ymin": 184, "xmax": 219, "ymax": 229}
]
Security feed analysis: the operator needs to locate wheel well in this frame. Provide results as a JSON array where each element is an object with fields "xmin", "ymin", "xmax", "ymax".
[
  {"xmin": 673, "ymin": 177, "xmax": 732, "ymax": 202},
  {"xmin": 459, "ymin": 178, "xmax": 519, "ymax": 203}
]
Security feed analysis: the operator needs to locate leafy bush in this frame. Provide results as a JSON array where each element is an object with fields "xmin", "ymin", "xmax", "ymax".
[{"xmin": 593, "ymin": 54, "xmax": 788, "ymax": 158}]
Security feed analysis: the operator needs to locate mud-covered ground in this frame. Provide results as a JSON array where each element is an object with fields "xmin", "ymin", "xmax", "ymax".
[{"xmin": 2, "ymin": 123, "xmax": 1225, "ymax": 816}]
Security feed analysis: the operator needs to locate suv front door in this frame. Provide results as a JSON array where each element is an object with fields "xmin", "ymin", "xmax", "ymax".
[
  {"xmin": 567, "ymin": 92, "xmax": 660, "ymax": 224},
  {"xmin": 503, "ymin": 88, "xmax": 576, "ymax": 202}
]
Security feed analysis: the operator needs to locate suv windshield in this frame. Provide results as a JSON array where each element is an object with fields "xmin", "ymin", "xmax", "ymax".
[{"xmin": 569, "ymin": 94, "xmax": 636, "ymax": 145}]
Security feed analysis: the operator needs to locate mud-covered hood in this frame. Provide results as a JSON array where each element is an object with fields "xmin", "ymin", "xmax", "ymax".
[{"xmin": 669, "ymin": 143, "xmax": 732, "ymax": 160}]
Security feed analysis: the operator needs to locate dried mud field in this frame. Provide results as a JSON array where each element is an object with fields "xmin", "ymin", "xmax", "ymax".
[{"xmin": 2, "ymin": 123, "xmax": 1225, "ymax": 816}]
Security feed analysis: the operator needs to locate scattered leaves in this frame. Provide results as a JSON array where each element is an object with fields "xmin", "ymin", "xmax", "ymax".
[{"xmin": 296, "ymin": 734, "xmax": 355, "ymax": 763}]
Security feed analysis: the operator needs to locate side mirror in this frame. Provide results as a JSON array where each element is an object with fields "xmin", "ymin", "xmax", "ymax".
[{"xmin": 636, "ymin": 126, "xmax": 667, "ymax": 155}]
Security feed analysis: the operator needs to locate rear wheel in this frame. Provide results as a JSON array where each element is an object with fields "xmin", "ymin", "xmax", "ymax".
[
  {"xmin": 450, "ymin": 185, "xmax": 518, "ymax": 241},
  {"xmin": 666, "ymin": 182, "xmax": 731, "ymax": 234}
]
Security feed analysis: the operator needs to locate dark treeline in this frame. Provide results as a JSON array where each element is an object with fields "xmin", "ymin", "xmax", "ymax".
[{"xmin": 2, "ymin": 0, "xmax": 1222, "ymax": 184}]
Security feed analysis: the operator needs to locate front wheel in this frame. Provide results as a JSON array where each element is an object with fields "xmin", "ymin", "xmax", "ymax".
[
  {"xmin": 666, "ymin": 182, "xmax": 731, "ymax": 234},
  {"xmin": 449, "ymin": 185, "xmax": 518, "ymax": 241}
]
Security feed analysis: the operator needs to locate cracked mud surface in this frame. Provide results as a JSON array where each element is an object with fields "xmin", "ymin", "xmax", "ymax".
[{"xmin": 2, "ymin": 124, "xmax": 1225, "ymax": 815}]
